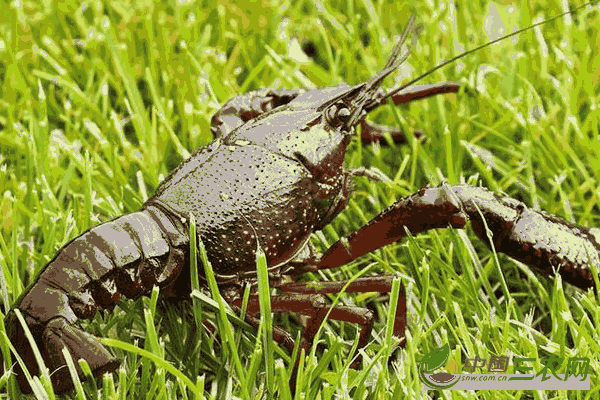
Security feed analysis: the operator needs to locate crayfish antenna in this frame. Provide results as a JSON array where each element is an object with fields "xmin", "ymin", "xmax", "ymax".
[
  {"xmin": 382, "ymin": 3, "xmax": 594, "ymax": 102},
  {"xmin": 345, "ymin": 15, "xmax": 417, "ymax": 128}
]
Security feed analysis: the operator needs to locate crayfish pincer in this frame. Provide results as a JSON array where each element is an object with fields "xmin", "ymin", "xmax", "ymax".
[{"xmin": 2, "ymin": 10, "xmax": 598, "ymax": 395}]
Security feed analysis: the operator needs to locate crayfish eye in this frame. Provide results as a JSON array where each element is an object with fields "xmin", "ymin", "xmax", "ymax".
[
  {"xmin": 337, "ymin": 107, "xmax": 351, "ymax": 122},
  {"xmin": 325, "ymin": 104, "xmax": 351, "ymax": 127}
]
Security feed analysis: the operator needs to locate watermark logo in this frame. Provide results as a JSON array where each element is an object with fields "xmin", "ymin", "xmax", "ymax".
[
  {"xmin": 418, "ymin": 343, "xmax": 590, "ymax": 391},
  {"xmin": 418, "ymin": 343, "xmax": 461, "ymax": 389}
]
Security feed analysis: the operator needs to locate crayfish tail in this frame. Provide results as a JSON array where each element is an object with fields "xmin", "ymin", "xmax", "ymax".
[{"xmin": 6, "ymin": 312, "xmax": 119, "ymax": 394}]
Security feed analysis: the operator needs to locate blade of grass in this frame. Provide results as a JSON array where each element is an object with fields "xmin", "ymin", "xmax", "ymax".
[
  {"xmin": 193, "ymin": 215, "xmax": 249, "ymax": 398},
  {"xmin": 255, "ymin": 244, "xmax": 275, "ymax": 395}
]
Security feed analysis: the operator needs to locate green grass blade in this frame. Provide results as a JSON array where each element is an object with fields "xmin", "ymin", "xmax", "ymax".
[
  {"xmin": 195, "ymin": 229, "xmax": 248, "ymax": 398},
  {"xmin": 255, "ymin": 244, "xmax": 274, "ymax": 395}
]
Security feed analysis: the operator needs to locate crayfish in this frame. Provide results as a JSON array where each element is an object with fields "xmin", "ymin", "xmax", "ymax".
[{"xmin": 2, "ymin": 7, "xmax": 598, "ymax": 396}]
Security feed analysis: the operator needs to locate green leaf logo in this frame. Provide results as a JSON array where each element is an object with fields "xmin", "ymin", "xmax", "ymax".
[
  {"xmin": 418, "ymin": 343, "xmax": 460, "ymax": 389},
  {"xmin": 422, "ymin": 343, "xmax": 450, "ymax": 373}
]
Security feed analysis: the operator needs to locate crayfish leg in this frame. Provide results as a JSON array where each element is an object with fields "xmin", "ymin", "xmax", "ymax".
[{"xmin": 229, "ymin": 274, "xmax": 405, "ymax": 394}]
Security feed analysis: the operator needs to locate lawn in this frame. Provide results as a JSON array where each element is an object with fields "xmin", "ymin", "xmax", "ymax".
[{"xmin": 1, "ymin": 0, "xmax": 599, "ymax": 399}]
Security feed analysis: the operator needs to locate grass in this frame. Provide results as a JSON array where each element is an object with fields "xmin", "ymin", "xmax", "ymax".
[{"xmin": 0, "ymin": 0, "xmax": 599, "ymax": 398}]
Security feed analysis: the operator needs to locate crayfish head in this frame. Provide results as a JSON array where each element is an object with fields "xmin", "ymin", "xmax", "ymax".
[{"xmin": 315, "ymin": 15, "xmax": 418, "ymax": 135}]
